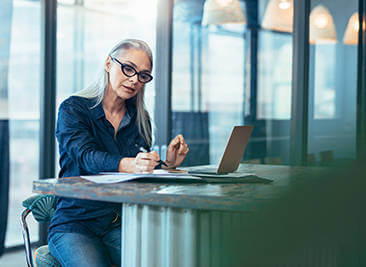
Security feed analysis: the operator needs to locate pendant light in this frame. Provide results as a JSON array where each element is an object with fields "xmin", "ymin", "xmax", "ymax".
[
  {"xmin": 201, "ymin": 0, "xmax": 246, "ymax": 26},
  {"xmin": 262, "ymin": 0, "xmax": 293, "ymax": 32},
  {"xmin": 309, "ymin": 5, "xmax": 337, "ymax": 44},
  {"xmin": 343, "ymin": 12, "xmax": 361, "ymax": 45}
]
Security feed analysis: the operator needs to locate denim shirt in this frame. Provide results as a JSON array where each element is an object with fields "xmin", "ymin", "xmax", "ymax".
[{"xmin": 49, "ymin": 96, "xmax": 150, "ymax": 239}]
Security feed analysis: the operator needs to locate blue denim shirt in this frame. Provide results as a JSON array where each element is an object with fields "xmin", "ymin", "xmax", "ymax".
[{"xmin": 49, "ymin": 96, "xmax": 150, "ymax": 239}]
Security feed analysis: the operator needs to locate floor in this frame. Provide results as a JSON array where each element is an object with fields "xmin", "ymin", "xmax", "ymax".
[{"xmin": 0, "ymin": 249, "xmax": 26, "ymax": 267}]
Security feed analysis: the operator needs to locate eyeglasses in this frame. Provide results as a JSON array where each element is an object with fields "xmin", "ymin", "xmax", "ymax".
[{"xmin": 111, "ymin": 57, "xmax": 153, "ymax": 83}]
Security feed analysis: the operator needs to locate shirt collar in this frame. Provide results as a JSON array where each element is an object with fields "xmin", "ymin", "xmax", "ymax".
[
  {"xmin": 90, "ymin": 101, "xmax": 105, "ymax": 120},
  {"xmin": 90, "ymin": 97, "xmax": 137, "ymax": 120}
]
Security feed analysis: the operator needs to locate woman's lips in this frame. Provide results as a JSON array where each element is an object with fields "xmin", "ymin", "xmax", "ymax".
[{"xmin": 122, "ymin": 85, "xmax": 135, "ymax": 93}]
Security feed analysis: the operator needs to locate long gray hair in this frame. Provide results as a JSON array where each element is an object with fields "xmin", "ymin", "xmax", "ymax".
[{"xmin": 74, "ymin": 39, "xmax": 153, "ymax": 147}]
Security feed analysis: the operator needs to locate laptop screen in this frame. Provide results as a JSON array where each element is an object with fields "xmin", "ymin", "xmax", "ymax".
[{"xmin": 217, "ymin": 125, "xmax": 254, "ymax": 173}]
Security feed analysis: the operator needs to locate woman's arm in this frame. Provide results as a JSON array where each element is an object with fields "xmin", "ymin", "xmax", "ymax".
[
  {"xmin": 57, "ymin": 99, "xmax": 159, "ymax": 174},
  {"xmin": 56, "ymin": 100, "xmax": 123, "ymax": 174}
]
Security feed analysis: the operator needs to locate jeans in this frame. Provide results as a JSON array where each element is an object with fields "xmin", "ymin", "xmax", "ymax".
[{"xmin": 48, "ymin": 226, "xmax": 121, "ymax": 267}]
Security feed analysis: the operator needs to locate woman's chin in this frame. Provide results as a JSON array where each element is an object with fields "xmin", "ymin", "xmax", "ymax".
[{"xmin": 117, "ymin": 90, "xmax": 137, "ymax": 100}]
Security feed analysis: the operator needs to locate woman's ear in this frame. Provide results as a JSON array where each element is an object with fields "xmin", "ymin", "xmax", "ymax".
[{"xmin": 105, "ymin": 56, "xmax": 112, "ymax": 72}]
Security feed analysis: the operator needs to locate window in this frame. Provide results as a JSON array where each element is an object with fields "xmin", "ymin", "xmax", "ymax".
[
  {"xmin": 257, "ymin": 32, "xmax": 292, "ymax": 120},
  {"xmin": 247, "ymin": 0, "xmax": 294, "ymax": 164},
  {"xmin": 57, "ymin": 0, "xmax": 157, "ymax": 107},
  {"xmin": 172, "ymin": 0, "xmax": 245, "ymax": 166},
  {"xmin": 307, "ymin": 0, "xmax": 358, "ymax": 165},
  {"xmin": 2, "ymin": 0, "xmax": 41, "ymax": 247}
]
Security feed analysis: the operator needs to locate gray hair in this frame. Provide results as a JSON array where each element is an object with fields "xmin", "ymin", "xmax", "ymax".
[{"xmin": 74, "ymin": 39, "xmax": 153, "ymax": 147}]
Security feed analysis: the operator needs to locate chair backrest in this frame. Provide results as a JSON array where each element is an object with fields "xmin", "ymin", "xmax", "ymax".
[
  {"xmin": 21, "ymin": 194, "xmax": 58, "ymax": 267},
  {"xmin": 22, "ymin": 194, "xmax": 57, "ymax": 222}
]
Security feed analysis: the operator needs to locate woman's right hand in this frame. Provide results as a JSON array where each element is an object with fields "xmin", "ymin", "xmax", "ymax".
[{"xmin": 118, "ymin": 151, "xmax": 160, "ymax": 173}]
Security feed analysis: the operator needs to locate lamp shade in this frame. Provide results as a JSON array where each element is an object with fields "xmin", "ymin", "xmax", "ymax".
[
  {"xmin": 343, "ymin": 12, "xmax": 360, "ymax": 45},
  {"xmin": 262, "ymin": 0, "xmax": 293, "ymax": 32},
  {"xmin": 201, "ymin": 0, "xmax": 246, "ymax": 26},
  {"xmin": 309, "ymin": 5, "xmax": 337, "ymax": 44}
]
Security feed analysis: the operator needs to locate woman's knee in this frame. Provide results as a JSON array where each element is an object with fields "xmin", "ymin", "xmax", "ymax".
[{"xmin": 48, "ymin": 232, "xmax": 111, "ymax": 267}]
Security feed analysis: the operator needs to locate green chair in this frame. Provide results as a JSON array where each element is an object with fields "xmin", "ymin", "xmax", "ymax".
[{"xmin": 21, "ymin": 194, "xmax": 61, "ymax": 267}]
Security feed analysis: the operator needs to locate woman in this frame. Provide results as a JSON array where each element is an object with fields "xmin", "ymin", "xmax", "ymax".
[{"xmin": 48, "ymin": 39, "xmax": 189, "ymax": 267}]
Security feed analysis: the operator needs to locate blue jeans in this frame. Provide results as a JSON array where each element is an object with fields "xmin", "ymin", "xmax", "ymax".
[{"xmin": 48, "ymin": 227, "xmax": 121, "ymax": 267}]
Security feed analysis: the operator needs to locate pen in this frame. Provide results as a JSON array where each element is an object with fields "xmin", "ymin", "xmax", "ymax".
[{"xmin": 139, "ymin": 146, "xmax": 169, "ymax": 167}]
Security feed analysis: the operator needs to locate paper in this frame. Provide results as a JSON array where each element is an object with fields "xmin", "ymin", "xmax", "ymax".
[
  {"xmin": 80, "ymin": 174, "xmax": 144, "ymax": 184},
  {"xmin": 81, "ymin": 170, "xmax": 202, "ymax": 184},
  {"xmin": 100, "ymin": 169, "xmax": 189, "ymax": 176}
]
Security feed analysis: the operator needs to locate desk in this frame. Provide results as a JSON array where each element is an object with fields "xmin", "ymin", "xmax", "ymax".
[{"xmin": 33, "ymin": 164, "xmax": 364, "ymax": 267}]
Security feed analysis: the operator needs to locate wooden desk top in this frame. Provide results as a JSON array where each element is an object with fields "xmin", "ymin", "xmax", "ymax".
[{"xmin": 32, "ymin": 164, "xmax": 335, "ymax": 212}]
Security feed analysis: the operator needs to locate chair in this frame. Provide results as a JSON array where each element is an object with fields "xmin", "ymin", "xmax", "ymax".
[
  {"xmin": 264, "ymin": 156, "xmax": 283, "ymax": 165},
  {"xmin": 319, "ymin": 150, "xmax": 334, "ymax": 166},
  {"xmin": 241, "ymin": 158, "xmax": 261, "ymax": 164},
  {"xmin": 307, "ymin": 153, "xmax": 316, "ymax": 166},
  {"xmin": 21, "ymin": 194, "xmax": 61, "ymax": 267}
]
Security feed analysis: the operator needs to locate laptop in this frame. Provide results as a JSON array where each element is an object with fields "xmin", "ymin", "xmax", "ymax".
[{"xmin": 188, "ymin": 125, "xmax": 254, "ymax": 175}]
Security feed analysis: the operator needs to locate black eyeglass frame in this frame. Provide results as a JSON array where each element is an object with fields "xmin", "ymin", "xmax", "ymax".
[{"xmin": 111, "ymin": 57, "xmax": 153, "ymax": 83}]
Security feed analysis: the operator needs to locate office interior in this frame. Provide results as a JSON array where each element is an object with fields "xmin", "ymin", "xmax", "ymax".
[{"xmin": 0, "ymin": 0, "xmax": 365, "ymax": 265}]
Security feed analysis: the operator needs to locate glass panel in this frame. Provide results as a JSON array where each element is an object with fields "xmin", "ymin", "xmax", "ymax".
[
  {"xmin": 1, "ymin": 0, "xmax": 40, "ymax": 247},
  {"xmin": 308, "ymin": 0, "xmax": 358, "ymax": 166},
  {"xmin": 56, "ymin": 0, "xmax": 158, "ymax": 173},
  {"xmin": 172, "ymin": 0, "xmax": 295, "ymax": 166},
  {"xmin": 257, "ymin": 32, "xmax": 292, "ymax": 120},
  {"xmin": 172, "ymin": 0, "xmax": 245, "ymax": 166},
  {"xmin": 249, "ymin": 0, "xmax": 293, "ymax": 164}
]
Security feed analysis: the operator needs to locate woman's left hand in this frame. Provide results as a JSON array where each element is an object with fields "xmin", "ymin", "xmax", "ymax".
[{"xmin": 164, "ymin": 134, "xmax": 189, "ymax": 169}]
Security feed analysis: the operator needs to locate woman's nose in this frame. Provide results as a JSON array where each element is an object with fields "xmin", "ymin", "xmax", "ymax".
[{"xmin": 129, "ymin": 74, "xmax": 139, "ymax": 84}]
